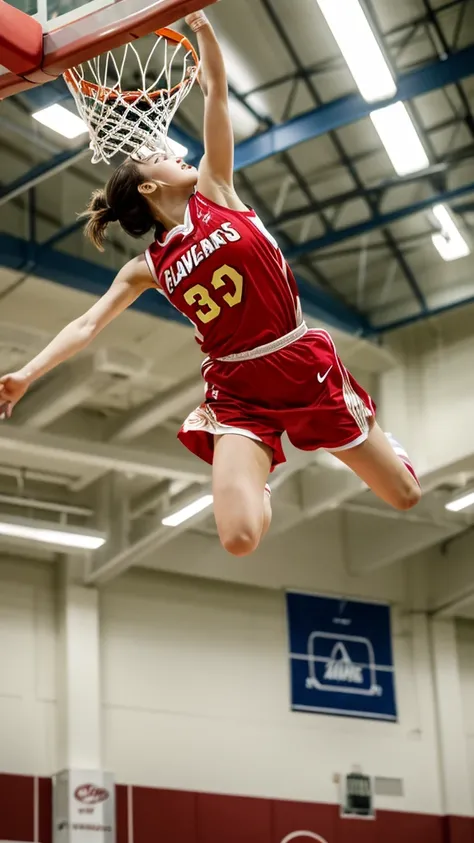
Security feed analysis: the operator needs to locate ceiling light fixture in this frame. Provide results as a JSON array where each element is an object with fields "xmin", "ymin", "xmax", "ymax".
[
  {"xmin": 431, "ymin": 203, "xmax": 470, "ymax": 262},
  {"xmin": 316, "ymin": 0, "xmax": 396, "ymax": 102},
  {"xmin": 167, "ymin": 138, "xmax": 189, "ymax": 158},
  {"xmin": 370, "ymin": 102, "xmax": 429, "ymax": 175},
  {"xmin": 0, "ymin": 514, "xmax": 106, "ymax": 550},
  {"xmin": 445, "ymin": 490, "xmax": 474, "ymax": 513},
  {"xmin": 162, "ymin": 495, "xmax": 213, "ymax": 527},
  {"xmin": 32, "ymin": 103, "xmax": 89, "ymax": 139}
]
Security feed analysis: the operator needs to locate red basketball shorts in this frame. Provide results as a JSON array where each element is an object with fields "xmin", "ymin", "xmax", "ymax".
[{"xmin": 178, "ymin": 329, "xmax": 376, "ymax": 469}]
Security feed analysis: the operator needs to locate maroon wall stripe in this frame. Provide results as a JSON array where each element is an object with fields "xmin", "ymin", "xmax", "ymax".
[{"xmin": 0, "ymin": 773, "xmax": 472, "ymax": 843}]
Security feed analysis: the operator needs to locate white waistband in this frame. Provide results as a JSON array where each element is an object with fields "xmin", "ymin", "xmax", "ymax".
[{"xmin": 214, "ymin": 321, "xmax": 308, "ymax": 363}]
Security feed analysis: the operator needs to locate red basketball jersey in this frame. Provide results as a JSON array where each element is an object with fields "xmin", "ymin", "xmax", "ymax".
[{"xmin": 145, "ymin": 191, "xmax": 302, "ymax": 357}]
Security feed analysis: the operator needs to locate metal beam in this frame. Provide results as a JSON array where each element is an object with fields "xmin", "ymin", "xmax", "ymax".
[
  {"xmin": 232, "ymin": 44, "xmax": 474, "ymax": 171},
  {"xmin": 0, "ymin": 232, "xmax": 188, "ymax": 325},
  {"xmin": 0, "ymin": 126, "xmax": 202, "ymax": 205},
  {"xmin": 285, "ymin": 180, "xmax": 474, "ymax": 259},
  {"xmin": 15, "ymin": 82, "xmax": 355, "ymax": 324},
  {"xmin": 1, "ymin": 86, "xmax": 204, "ymax": 206},
  {"xmin": 0, "ymin": 426, "xmax": 210, "ymax": 483},
  {"xmin": 0, "ymin": 233, "xmax": 367, "ymax": 335},
  {"xmin": 5, "ymin": 45, "xmax": 474, "ymax": 210},
  {"xmin": 87, "ymin": 435, "xmax": 323, "ymax": 584},
  {"xmin": 373, "ymin": 288, "xmax": 474, "ymax": 333},
  {"xmin": 269, "ymin": 161, "xmax": 454, "ymax": 229},
  {"xmin": 0, "ymin": 146, "xmax": 90, "ymax": 206},
  {"xmin": 110, "ymin": 376, "xmax": 205, "ymax": 442},
  {"xmin": 293, "ymin": 273, "xmax": 368, "ymax": 333},
  {"xmin": 12, "ymin": 356, "xmax": 112, "ymax": 429},
  {"xmin": 86, "ymin": 482, "xmax": 212, "ymax": 585}
]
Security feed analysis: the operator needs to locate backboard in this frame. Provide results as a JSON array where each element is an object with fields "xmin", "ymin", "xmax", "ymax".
[{"xmin": 0, "ymin": 0, "xmax": 215, "ymax": 100}]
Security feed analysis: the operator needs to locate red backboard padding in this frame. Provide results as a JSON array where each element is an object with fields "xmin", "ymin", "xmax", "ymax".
[
  {"xmin": 0, "ymin": 0, "xmax": 217, "ymax": 100},
  {"xmin": 0, "ymin": 0, "xmax": 42, "ymax": 74}
]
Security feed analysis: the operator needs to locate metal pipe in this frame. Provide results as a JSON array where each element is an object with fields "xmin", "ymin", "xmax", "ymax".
[
  {"xmin": 373, "ymin": 288, "xmax": 474, "ymax": 334},
  {"xmin": 232, "ymin": 44, "xmax": 474, "ymax": 172},
  {"xmin": 0, "ymin": 146, "xmax": 90, "ymax": 207},
  {"xmin": 343, "ymin": 501, "xmax": 456, "ymax": 529},
  {"xmin": 0, "ymin": 463, "xmax": 76, "ymax": 487},
  {"xmin": 0, "ymin": 493, "xmax": 92, "ymax": 517},
  {"xmin": 286, "ymin": 180, "xmax": 474, "ymax": 259}
]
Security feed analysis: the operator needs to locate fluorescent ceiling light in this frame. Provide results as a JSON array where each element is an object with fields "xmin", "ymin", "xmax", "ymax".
[
  {"xmin": 219, "ymin": 34, "xmax": 269, "ymax": 115},
  {"xmin": 370, "ymin": 102, "xmax": 429, "ymax": 175},
  {"xmin": 0, "ymin": 514, "xmax": 105, "ymax": 549},
  {"xmin": 167, "ymin": 138, "xmax": 189, "ymax": 158},
  {"xmin": 445, "ymin": 491, "xmax": 474, "ymax": 512},
  {"xmin": 228, "ymin": 97, "xmax": 260, "ymax": 137},
  {"xmin": 316, "ymin": 0, "xmax": 396, "ymax": 101},
  {"xmin": 431, "ymin": 203, "xmax": 470, "ymax": 262},
  {"xmin": 32, "ymin": 103, "xmax": 88, "ymax": 139},
  {"xmin": 162, "ymin": 494, "xmax": 213, "ymax": 527},
  {"xmin": 136, "ymin": 138, "xmax": 188, "ymax": 159},
  {"xmin": 212, "ymin": 29, "xmax": 269, "ymax": 130}
]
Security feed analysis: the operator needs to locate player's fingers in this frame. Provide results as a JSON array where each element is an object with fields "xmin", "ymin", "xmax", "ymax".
[{"xmin": 0, "ymin": 402, "xmax": 11, "ymax": 420}]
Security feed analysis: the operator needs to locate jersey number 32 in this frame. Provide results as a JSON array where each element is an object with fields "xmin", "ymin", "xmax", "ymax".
[{"xmin": 184, "ymin": 264, "xmax": 243, "ymax": 324}]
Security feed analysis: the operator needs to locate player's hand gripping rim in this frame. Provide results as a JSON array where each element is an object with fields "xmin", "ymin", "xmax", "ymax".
[{"xmin": 185, "ymin": 10, "xmax": 211, "ymax": 32}]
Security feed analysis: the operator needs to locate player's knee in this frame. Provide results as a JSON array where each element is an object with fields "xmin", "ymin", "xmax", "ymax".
[
  {"xmin": 221, "ymin": 526, "xmax": 260, "ymax": 557},
  {"xmin": 391, "ymin": 479, "xmax": 421, "ymax": 511}
]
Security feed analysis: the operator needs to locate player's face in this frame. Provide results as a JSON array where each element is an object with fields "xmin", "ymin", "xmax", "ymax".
[{"xmin": 133, "ymin": 150, "xmax": 198, "ymax": 190}]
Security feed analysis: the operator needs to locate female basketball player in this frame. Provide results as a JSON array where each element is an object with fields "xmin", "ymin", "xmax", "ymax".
[{"xmin": 0, "ymin": 10, "xmax": 420, "ymax": 556}]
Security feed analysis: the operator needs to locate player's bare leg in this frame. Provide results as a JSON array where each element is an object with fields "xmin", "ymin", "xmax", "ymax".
[
  {"xmin": 262, "ymin": 486, "xmax": 272, "ymax": 541},
  {"xmin": 213, "ymin": 434, "xmax": 273, "ymax": 556},
  {"xmin": 330, "ymin": 421, "xmax": 421, "ymax": 511}
]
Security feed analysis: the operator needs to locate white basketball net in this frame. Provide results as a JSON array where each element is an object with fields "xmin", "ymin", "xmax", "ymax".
[{"xmin": 63, "ymin": 29, "xmax": 199, "ymax": 165}]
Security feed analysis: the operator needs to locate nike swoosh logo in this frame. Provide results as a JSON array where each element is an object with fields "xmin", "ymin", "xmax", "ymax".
[{"xmin": 317, "ymin": 366, "xmax": 333, "ymax": 383}]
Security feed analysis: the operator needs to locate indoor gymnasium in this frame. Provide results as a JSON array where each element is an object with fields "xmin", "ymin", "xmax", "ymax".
[{"xmin": 1, "ymin": 0, "xmax": 474, "ymax": 842}]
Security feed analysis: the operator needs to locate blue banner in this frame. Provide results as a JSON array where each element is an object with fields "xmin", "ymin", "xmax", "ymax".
[{"xmin": 286, "ymin": 592, "xmax": 397, "ymax": 721}]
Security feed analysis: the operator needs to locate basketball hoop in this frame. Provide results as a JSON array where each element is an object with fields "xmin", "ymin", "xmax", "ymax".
[{"xmin": 63, "ymin": 27, "xmax": 199, "ymax": 165}]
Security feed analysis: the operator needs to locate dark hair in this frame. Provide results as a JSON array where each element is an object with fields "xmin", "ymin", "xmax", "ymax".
[{"xmin": 80, "ymin": 158, "xmax": 165, "ymax": 251}]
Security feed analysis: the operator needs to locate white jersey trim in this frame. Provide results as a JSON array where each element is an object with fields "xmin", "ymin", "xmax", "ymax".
[
  {"xmin": 155, "ymin": 201, "xmax": 194, "ymax": 248},
  {"xmin": 144, "ymin": 248, "xmax": 161, "ymax": 288},
  {"xmin": 326, "ymin": 430, "xmax": 369, "ymax": 452},
  {"xmin": 309, "ymin": 329, "xmax": 373, "ymax": 439},
  {"xmin": 182, "ymin": 405, "xmax": 263, "ymax": 446}
]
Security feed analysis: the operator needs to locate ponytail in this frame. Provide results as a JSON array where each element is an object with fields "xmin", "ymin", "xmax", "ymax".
[
  {"xmin": 81, "ymin": 159, "xmax": 165, "ymax": 252},
  {"xmin": 79, "ymin": 189, "xmax": 116, "ymax": 252}
]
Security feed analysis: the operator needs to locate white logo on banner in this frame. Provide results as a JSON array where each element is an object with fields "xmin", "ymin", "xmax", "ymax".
[
  {"xmin": 323, "ymin": 642, "xmax": 363, "ymax": 684},
  {"xmin": 305, "ymin": 632, "xmax": 381, "ymax": 697},
  {"xmin": 280, "ymin": 833, "xmax": 329, "ymax": 843}
]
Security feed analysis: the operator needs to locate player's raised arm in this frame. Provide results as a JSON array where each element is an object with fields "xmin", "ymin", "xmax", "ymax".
[
  {"xmin": 0, "ymin": 254, "xmax": 153, "ymax": 419},
  {"xmin": 186, "ymin": 11, "xmax": 235, "ymax": 197}
]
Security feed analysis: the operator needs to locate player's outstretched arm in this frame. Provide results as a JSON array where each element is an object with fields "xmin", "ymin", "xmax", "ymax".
[
  {"xmin": 0, "ymin": 255, "xmax": 153, "ymax": 419},
  {"xmin": 185, "ymin": 10, "xmax": 238, "ymax": 202}
]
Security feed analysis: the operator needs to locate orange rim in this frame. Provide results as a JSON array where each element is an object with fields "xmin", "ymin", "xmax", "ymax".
[{"xmin": 63, "ymin": 27, "xmax": 199, "ymax": 103}]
